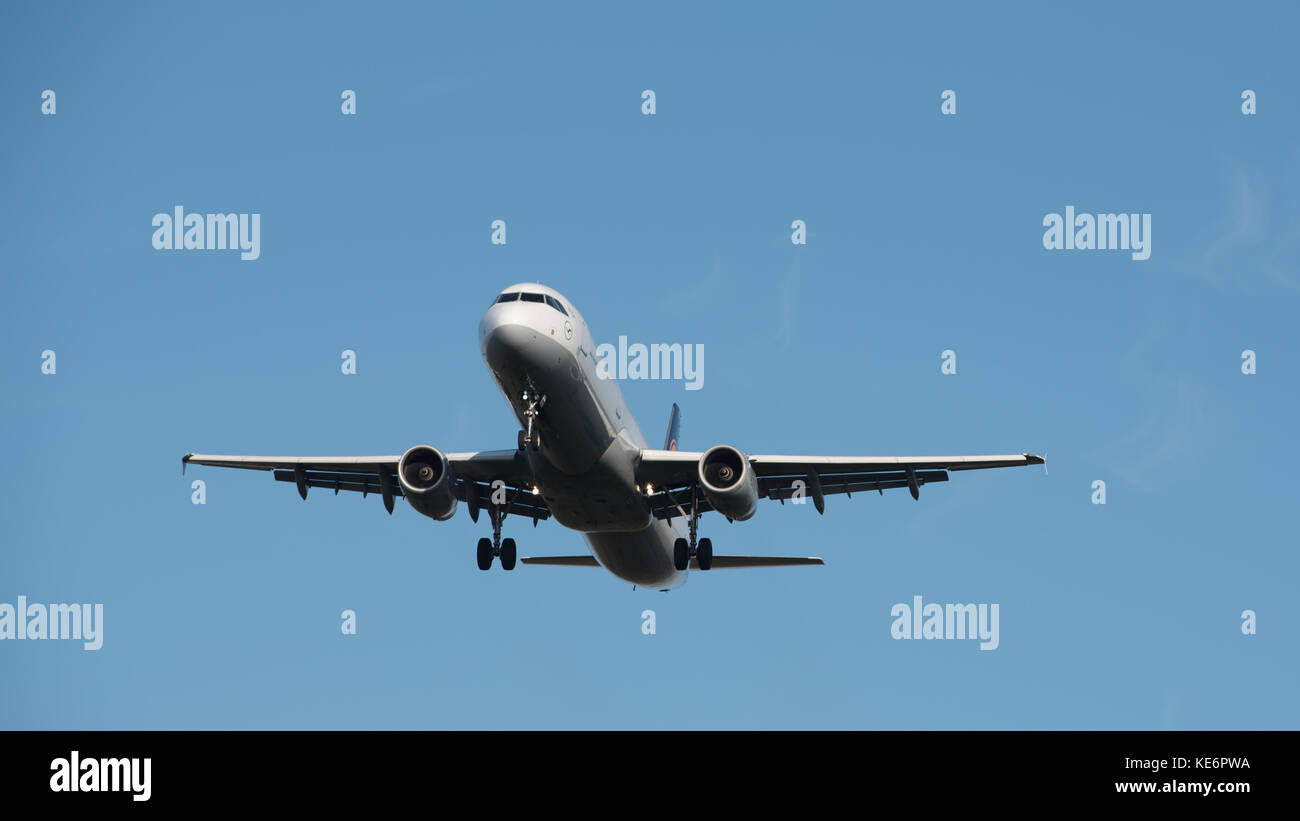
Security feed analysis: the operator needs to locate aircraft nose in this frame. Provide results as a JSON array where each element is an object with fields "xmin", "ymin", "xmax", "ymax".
[{"xmin": 480, "ymin": 310, "xmax": 543, "ymax": 373}]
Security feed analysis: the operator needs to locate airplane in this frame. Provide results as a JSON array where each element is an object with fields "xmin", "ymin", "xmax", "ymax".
[{"xmin": 183, "ymin": 283, "xmax": 1043, "ymax": 591}]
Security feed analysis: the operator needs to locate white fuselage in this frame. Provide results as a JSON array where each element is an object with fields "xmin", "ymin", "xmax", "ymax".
[{"xmin": 478, "ymin": 284, "xmax": 688, "ymax": 590}]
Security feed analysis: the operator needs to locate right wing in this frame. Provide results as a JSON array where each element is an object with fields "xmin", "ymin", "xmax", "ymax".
[
  {"xmin": 635, "ymin": 450, "xmax": 1043, "ymax": 518},
  {"xmin": 520, "ymin": 555, "xmax": 824, "ymax": 569},
  {"xmin": 693, "ymin": 556, "xmax": 823, "ymax": 568},
  {"xmin": 182, "ymin": 450, "xmax": 551, "ymax": 523}
]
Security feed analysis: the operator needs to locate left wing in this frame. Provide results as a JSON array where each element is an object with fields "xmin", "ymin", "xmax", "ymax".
[
  {"xmin": 635, "ymin": 450, "xmax": 1043, "ymax": 518},
  {"xmin": 182, "ymin": 451, "xmax": 550, "ymax": 522}
]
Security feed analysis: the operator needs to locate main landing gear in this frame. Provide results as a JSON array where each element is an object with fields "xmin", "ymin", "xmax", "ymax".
[
  {"xmin": 672, "ymin": 486, "xmax": 713, "ymax": 572},
  {"xmin": 477, "ymin": 505, "xmax": 517, "ymax": 571}
]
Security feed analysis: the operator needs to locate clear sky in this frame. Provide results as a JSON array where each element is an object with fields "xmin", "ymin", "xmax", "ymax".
[{"xmin": 2, "ymin": 1, "xmax": 1296, "ymax": 729}]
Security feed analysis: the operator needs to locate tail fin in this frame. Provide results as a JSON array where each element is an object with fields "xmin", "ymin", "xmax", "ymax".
[{"xmin": 663, "ymin": 403, "xmax": 681, "ymax": 451}]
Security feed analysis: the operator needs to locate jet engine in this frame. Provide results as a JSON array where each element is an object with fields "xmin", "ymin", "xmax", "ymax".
[
  {"xmin": 397, "ymin": 445, "xmax": 458, "ymax": 521},
  {"xmin": 697, "ymin": 445, "xmax": 758, "ymax": 521}
]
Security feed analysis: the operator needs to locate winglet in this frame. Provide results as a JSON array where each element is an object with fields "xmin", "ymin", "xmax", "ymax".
[
  {"xmin": 182, "ymin": 453, "xmax": 191, "ymax": 475},
  {"xmin": 1023, "ymin": 452, "xmax": 1047, "ymax": 475}
]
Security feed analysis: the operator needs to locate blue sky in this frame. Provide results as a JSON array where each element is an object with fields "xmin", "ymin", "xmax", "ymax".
[{"xmin": 1, "ymin": 1, "xmax": 1296, "ymax": 729}]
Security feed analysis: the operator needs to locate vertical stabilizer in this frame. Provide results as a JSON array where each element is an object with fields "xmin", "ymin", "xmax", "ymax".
[{"xmin": 663, "ymin": 403, "xmax": 681, "ymax": 451}]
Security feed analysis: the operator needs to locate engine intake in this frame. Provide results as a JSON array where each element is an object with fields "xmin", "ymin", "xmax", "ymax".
[
  {"xmin": 698, "ymin": 445, "xmax": 757, "ymax": 521},
  {"xmin": 398, "ymin": 445, "xmax": 458, "ymax": 521}
]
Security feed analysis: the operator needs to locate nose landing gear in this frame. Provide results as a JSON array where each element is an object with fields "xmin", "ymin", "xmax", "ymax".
[{"xmin": 519, "ymin": 389, "xmax": 547, "ymax": 452}]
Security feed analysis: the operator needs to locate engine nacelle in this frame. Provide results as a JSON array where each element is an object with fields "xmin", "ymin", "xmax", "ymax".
[
  {"xmin": 398, "ymin": 445, "xmax": 458, "ymax": 521},
  {"xmin": 698, "ymin": 445, "xmax": 758, "ymax": 521}
]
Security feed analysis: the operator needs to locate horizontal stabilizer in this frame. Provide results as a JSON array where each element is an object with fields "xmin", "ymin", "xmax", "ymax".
[
  {"xmin": 691, "ymin": 556, "xmax": 824, "ymax": 569},
  {"xmin": 520, "ymin": 556, "xmax": 600, "ymax": 567}
]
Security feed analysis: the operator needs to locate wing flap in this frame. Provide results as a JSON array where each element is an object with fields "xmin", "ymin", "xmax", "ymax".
[
  {"xmin": 693, "ymin": 556, "xmax": 824, "ymax": 568},
  {"xmin": 762, "ymin": 471, "xmax": 948, "ymax": 501},
  {"xmin": 520, "ymin": 556, "xmax": 600, "ymax": 567},
  {"xmin": 274, "ymin": 470, "xmax": 406, "ymax": 498}
]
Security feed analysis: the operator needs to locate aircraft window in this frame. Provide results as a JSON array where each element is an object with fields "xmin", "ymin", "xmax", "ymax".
[
  {"xmin": 495, "ymin": 292, "xmax": 519, "ymax": 303},
  {"xmin": 544, "ymin": 295, "xmax": 568, "ymax": 316},
  {"xmin": 520, "ymin": 293, "xmax": 545, "ymax": 304}
]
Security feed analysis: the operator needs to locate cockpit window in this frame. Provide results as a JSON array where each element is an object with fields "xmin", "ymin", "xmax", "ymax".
[{"xmin": 499, "ymin": 290, "xmax": 569, "ymax": 317}]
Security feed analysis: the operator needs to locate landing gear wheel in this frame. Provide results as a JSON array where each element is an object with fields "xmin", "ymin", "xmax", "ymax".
[
  {"xmin": 697, "ymin": 537, "xmax": 713, "ymax": 571},
  {"xmin": 476, "ymin": 537, "xmax": 493, "ymax": 571},
  {"xmin": 518, "ymin": 428, "xmax": 542, "ymax": 452},
  {"xmin": 500, "ymin": 538, "xmax": 517, "ymax": 571},
  {"xmin": 673, "ymin": 538, "xmax": 690, "ymax": 571}
]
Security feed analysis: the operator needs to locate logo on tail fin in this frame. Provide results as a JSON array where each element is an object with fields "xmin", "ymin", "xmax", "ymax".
[{"xmin": 664, "ymin": 403, "xmax": 681, "ymax": 451}]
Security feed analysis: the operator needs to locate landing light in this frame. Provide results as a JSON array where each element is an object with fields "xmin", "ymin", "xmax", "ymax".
[
  {"xmin": 646, "ymin": 483, "xmax": 654, "ymax": 494},
  {"xmin": 532, "ymin": 486, "xmax": 539, "ymax": 495}
]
